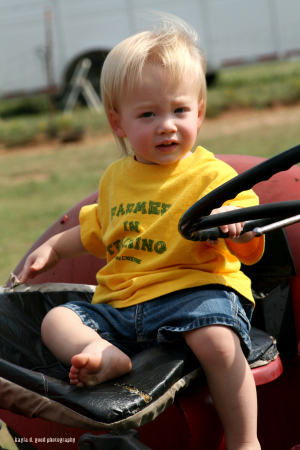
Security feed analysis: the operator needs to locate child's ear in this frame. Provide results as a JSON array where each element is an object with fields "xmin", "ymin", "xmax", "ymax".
[
  {"xmin": 197, "ymin": 100, "xmax": 206, "ymax": 131},
  {"xmin": 108, "ymin": 110, "xmax": 127, "ymax": 138}
]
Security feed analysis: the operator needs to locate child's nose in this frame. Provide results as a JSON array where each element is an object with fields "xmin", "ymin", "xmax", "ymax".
[{"xmin": 157, "ymin": 117, "xmax": 177, "ymax": 134}]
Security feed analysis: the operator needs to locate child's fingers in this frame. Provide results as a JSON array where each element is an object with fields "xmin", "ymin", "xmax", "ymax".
[
  {"xmin": 28, "ymin": 258, "xmax": 48, "ymax": 277},
  {"xmin": 17, "ymin": 267, "xmax": 34, "ymax": 284},
  {"xmin": 219, "ymin": 224, "xmax": 229, "ymax": 234},
  {"xmin": 18, "ymin": 256, "xmax": 45, "ymax": 283},
  {"xmin": 226, "ymin": 222, "xmax": 244, "ymax": 239},
  {"xmin": 209, "ymin": 207, "xmax": 247, "ymax": 242}
]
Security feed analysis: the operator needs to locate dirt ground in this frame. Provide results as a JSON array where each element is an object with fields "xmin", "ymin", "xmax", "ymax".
[
  {"xmin": 201, "ymin": 102, "xmax": 300, "ymax": 138},
  {"xmin": 1, "ymin": 102, "xmax": 300, "ymax": 157}
]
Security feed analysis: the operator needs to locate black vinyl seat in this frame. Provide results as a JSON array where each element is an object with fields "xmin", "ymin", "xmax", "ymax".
[{"xmin": 0, "ymin": 288, "xmax": 279, "ymax": 431}]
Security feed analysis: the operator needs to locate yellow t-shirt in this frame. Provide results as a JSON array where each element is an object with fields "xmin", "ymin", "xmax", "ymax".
[{"xmin": 80, "ymin": 147, "xmax": 264, "ymax": 307}]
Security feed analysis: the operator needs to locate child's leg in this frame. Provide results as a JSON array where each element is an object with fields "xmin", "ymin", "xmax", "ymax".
[
  {"xmin": 182, "ymin": 325, "xmax": 260, "ymax": 450},
  {"xmin": 41, "ymin": 307, "xmax": 132, "ymax": 387}
]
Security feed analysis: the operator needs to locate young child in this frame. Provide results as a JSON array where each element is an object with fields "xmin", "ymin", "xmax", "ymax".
[{"xmin": 18, "ymin": 16, "xmax": 263, "ymax": 450}]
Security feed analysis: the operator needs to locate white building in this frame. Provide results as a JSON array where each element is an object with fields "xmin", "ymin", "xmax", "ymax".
[{"xmin": 1, "ymin": 0, "xmax": 299, "ymax": 98}]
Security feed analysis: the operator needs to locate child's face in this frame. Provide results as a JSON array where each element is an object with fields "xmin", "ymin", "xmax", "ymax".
[{"xmin": 109, "ymin": 63, "xmax": 205, "ymax": 165}]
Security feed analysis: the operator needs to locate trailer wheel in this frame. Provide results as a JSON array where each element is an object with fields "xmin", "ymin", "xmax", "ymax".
[{"xmin": 57, "ymin": 50, "xmax": 109, "ymax": 108}]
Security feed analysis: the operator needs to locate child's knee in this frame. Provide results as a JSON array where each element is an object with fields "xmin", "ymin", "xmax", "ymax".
[
  {"xmin": 183, "ymin": 325, "xmax": 240, "ymax": 367},
  {"xmin": 41, "ymin": 306, "xmax": 75, "ymax": 342}
]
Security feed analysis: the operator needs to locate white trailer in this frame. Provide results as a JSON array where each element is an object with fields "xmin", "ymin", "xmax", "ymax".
[{"xmin": 1, "ymin": 0, "xmax": 300, "ymax": 99}]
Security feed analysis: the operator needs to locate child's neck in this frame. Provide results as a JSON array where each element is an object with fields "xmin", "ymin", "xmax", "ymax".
[{"xmin": 133, "ymin": 150, "xmax": 194, "ymax": 165}]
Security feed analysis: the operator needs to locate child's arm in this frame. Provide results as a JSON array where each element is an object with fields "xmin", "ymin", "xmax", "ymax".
[
  {"xmin": 18, "ymin": 225, "xmax": 89, "ymax": 283},
  {"xmin": 208, "ymin": 205, "xmax": 253, "ymax": 245}
]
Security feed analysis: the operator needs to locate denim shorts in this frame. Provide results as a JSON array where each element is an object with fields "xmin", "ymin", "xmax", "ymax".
[{"xmin": 61, "ymin": 285, "xmax": 253, "ymax": 358}]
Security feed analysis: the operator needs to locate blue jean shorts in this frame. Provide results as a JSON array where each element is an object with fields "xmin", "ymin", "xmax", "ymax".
[{"xmin": 62, "ymin": 285, "xmax": 253, "ymax": 358}]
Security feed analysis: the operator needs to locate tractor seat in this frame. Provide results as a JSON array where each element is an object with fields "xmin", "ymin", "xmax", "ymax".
[{"xmin": 0, "ymin": 283, "xmax": 282, "ymax": 432}]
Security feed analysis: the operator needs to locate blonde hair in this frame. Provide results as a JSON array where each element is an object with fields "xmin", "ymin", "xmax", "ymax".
[{"xmin": 101, "ymin": 15, "xmax": 207, "ymax": 155}]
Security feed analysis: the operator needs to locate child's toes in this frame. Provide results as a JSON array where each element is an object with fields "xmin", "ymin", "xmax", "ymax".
[
  {"xmin": 71, "ymin": 353, "xmax": 89, "ymax": 370},
  {"xmin": 69, "ymin": 378, "xmax": 83, "ymax": 387},
  {"xmin": 69, "ymin": 365, "xmax": 79, "ymax": 376}
]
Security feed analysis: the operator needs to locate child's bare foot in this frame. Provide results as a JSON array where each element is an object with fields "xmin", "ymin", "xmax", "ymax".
[{"xmin": 69, "ymin": 347, "xmax": 131, "ymax": 387}]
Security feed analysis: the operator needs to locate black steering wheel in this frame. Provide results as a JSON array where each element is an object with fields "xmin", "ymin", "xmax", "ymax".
[{"xmin": 178, "ymin": 144, "xmax": 300, "ymax": 241}]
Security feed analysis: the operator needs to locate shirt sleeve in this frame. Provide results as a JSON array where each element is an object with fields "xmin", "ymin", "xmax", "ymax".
[
  {"xmin": 223, "ymin": 189, "xmax": 260, "ymax": 209},
  {"xmin": 226, "ymin": 235, "xmax": 265, "ymax": 266},
  {"xmin": 79, "ymin": 204, "xmax": 107, "ymax": 259}
]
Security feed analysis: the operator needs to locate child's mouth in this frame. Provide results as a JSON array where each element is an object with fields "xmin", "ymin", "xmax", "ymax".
[{"xmin": 156, "ymin": 141, "xmax": 178, "ymax": 151}]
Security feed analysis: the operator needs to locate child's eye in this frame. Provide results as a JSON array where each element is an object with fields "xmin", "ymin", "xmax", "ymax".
[
  {"xmin": 175, "ymin": 107, "xmax": 188, "ymax": 114},
  {"xmin": 140, "ymin": 112, "xmax": 154, "ymax": 118}
]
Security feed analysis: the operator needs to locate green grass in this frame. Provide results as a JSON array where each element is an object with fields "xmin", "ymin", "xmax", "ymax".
[
  {"xmin": 207, "ymin": 59, "xmax": 300, "ymax": 116},
  {"xmin": 0, "ymin": 104, "xmax": 111, "ymax": 148},
  {"xmin": 0, "ymin": 139, "xmax": 120, "ymax": 284},
  {"xmin": 197, "ymin": 110, "xmax": 300, "ymax": 159}
]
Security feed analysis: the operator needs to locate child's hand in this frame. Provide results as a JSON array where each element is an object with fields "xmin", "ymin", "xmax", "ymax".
[
  {"xmin": 17, "ymin": 243, "xmax": 61, "ymax": 284},
  {"xmin": 17, "ymin": 226, "xmax": 87, "ymax": 284},
  {"xmin": 208, "ymin": 205, "xmax": 250, "ymax": 245}
]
